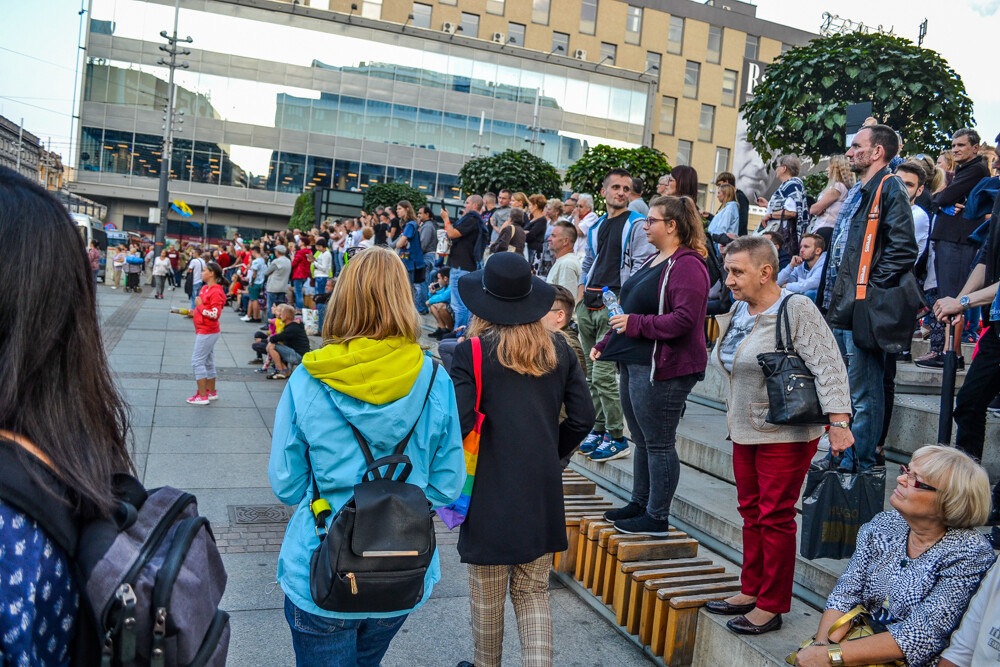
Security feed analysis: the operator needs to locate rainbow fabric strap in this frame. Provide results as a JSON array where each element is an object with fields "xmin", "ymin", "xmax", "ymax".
[{"xmin": 436, "ymin": 337, "xmax": 482, "ymax": 530}]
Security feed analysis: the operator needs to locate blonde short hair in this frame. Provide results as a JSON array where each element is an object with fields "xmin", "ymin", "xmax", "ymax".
[
  {"xmin": 911, "ymin": 445, "xmax": 992, "ymax": 528},
  {"xmin": 321, "ymin": 246, "xmax": 419, "ymax": 344},
  {"xmin": 276, "ymin": 303, "xmax": 296, "ymax": 320}
]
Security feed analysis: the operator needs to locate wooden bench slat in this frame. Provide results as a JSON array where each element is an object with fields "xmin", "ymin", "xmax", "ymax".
[
  {"xmin": 639, "ymin": 574, "xmax": 739, "ymax": 646},
  {"xmin": 601, "ymin": 535, "xmax": 651, "ymax": 604},
  {"xmin": 613, "ymin": 558, "xmax": 713, "ymax": 626},
  {"xmin": 651, "ymin": 585, "xmax": 742, "ymax": 661},
  {"xmin": 617, "ymin": 538, "xmax": 696, "ymax": 563}
]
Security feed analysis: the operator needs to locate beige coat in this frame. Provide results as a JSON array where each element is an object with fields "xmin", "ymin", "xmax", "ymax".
[{"xmin": 711, "ymin": 294, "xmax": 851, "ymax": 445}]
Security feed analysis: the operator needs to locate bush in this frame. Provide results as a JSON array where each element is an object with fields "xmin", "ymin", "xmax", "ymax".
[
  {"xmin": 458, "ymin": 149, "xmax": 562, "ymax": 198},
  {"xmin": 362, "ymin": 182, "xmax": 428, "ymax": 213},
  {"xmin": 564, "ymin": 145, "xmax": 670, "ymax": 212},
  {"xmin": 289, "ymin": 191, "xmax": 315, "ymax": 230}
]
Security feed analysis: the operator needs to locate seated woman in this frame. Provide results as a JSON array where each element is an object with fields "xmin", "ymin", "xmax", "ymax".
[{"xmin": 795, "ymin": 445, "xmax": 995, "ymax": 667}]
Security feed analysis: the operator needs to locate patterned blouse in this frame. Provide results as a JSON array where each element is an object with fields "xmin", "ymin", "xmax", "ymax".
[
  {"xmin": 826, "ymin": 511, "xmax": 996, "ymax": 666},
  {"xmin": 0, "ymin": 500, "xmax": 78, "ymax": 667}
]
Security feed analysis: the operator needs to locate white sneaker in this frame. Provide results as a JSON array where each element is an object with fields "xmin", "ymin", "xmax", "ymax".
[{"xmin": 240, "ymin": 315, "xmax": 252, "ymax": 322}]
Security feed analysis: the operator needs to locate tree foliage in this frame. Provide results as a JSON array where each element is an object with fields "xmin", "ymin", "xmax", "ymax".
[
  {"xmin": 564, "ymin": 145, "xmax": 670, "ymax": 212},
  {"xmin": 741, "ymin": 33, "xmax": 974, "ymax": 163},
  {"xmin": 289, "ymin": 191, "xmax": 315, "ymax": 230},
  {"xmin": 361, "ymin": 182, "xmax": 428, "ymax": 213},
  {"xmin": 458, "ymin": 149, "xmax": 562, "ymax": 199}
]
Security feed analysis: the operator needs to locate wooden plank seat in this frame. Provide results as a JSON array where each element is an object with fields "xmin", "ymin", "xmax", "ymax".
[
  {"xmin": 555, "ymin": 512, "xmax": 604, "ymax": 573},
  {"xmin": 625, "ymin": 565, "xmax": 724, "ymax": 636},
  {"xmin": 581, "ymin": 520, "xmax": 613, "ymax": 587},
  {"xmin": 639, "ymin": 573, "xmax": 739, "ymax": 646},
  {"xmin": 651, "ymin": 588, "xmax": 743, "ymax": 663},
  {"xmin": 600, "ymin": 533, "xmax": 652, "ymax": 604},
  {"xmin": 613, "ymin": 558, "xmax": 713, "ymax": 626}
]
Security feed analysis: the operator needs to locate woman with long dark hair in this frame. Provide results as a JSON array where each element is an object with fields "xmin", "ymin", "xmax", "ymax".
[
  {"xmin": 665, "ymin": 165, "xmax": 699, "ymax": 201},
  {"xmin": 189, "ymin": 262, "xmax": 228, "ymax": 405},
  {"xmin": 0, "ymin": 166, "xmax": 133, "ymax": 663}
]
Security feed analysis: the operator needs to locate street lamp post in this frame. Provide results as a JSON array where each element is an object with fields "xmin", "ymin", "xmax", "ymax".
[{"xmin": 154, "ymin": 0, "xmax": 192, "ymax": 253}]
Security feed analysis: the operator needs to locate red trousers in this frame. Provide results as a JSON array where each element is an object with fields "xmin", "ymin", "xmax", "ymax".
[{"xmin": 732, "ymin": 438, "xmax": 818, "ymax": 614}]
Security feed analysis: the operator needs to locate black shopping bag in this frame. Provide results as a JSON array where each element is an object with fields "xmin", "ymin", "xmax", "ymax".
[{"xmin": 800, "ymin": 459, "xmax": 885, "ymax": 560}]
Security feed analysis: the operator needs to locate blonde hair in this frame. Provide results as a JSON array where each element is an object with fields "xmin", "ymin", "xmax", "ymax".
[
  {"xmin": 322, "ymin": 246, "xmax": 420, "ymax": 344},
  {"xmin": 938, "ymin": 150, "xmax": 955, "ymax": 171},
  {"xmin": 827, "ymin": 155, "xmax": 855, "ymax": 189},
  {"xmin": 910, "ymin": 445, "xmax": 991, "ymax": 528},
  {"xmin": 466, "ymin": 317, "xmax": 557, "ymax": 377},
  {"xmin": 276, "ymin": 303, "xmax": 296, "ymax": 320},
  {"xmin": 512, "ymin": 192, "xmax": 529, "ymax": 209},
  {"xmin": 717, "ymin": 183, "xmax": 737, "ymax": 205}
]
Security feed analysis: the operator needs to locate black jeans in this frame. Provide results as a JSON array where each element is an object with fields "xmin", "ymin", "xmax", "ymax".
[
  {"xmin": 954, "ymin": 323, "xmax": 1000, "ymax": 460},
  {"xmin": 620, "ymin": 364, "xmax": 700, "ymax": 521}
]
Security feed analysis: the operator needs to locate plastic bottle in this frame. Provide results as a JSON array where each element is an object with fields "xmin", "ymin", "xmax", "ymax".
[
  {"xmin": 170, "ymin": 308, "xmax": 190, "ymax": 315},
  {"xmin": 602, "ymin": 285, "xmax": 625, "ymax": 323}
]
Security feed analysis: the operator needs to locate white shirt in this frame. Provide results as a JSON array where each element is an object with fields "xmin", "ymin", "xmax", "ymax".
[
  {"xmin": 313, "ymin": 249, "xmax": 333, "ymax": 277},
  {"xmin": 940, "ymin": 562, "xmax": 1000, "ymax": 667},
  {"xmin": 912, "ymin": 204, "xmax": 930, "ymax": 255},
  {"xmin": 574, "ymin": 211, "xmax": 598, "ymax": 255}
]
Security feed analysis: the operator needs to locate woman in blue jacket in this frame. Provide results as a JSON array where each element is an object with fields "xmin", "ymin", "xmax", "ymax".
[{"xmin": 269, "ymin": 246, "xmax": 466, "ymax": 666}]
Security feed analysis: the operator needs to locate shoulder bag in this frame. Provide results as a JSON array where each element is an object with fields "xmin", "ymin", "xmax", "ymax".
[
  {"xmin": 436, "ymin": 337, "xmax": 482, "ymax": 530},
  {"xmin": 786, "ymin": 605, "xmax": 904, "ymax": 666},
  {"xmin": 308, "ymin": 362, "xmax": 439, "ymax": 613},
  {"xmin": 757, "ymin": 294, "xmax": 828, "ymax": 425},
  {"xmin": 852, "ymin": 174, "xmax": 927, "ymax": 353}
]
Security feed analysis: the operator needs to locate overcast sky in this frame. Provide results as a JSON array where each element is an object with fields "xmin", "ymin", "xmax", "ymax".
[{"xmin": 1, "ymin": 0, "xmax": 996, "ymax": 166}]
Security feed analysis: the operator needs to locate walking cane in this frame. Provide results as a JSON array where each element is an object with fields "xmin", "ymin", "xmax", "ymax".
[{"xmin": 937, "ymin": 315, "xmax": 964, "ymax": 445}]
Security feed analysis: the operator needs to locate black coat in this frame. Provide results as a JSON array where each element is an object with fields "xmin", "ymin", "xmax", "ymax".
[{"xmin": 451, "ymin": 332, "xmax": 595, "ymax": 565}]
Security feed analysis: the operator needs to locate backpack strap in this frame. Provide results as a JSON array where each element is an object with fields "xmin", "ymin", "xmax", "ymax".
[
  {"xmin": 470, "ymin": 337, "xmax": 482, "ymax": 413},
  {"xmin": 855, "ymin": 174, "xmax": 895, "ymax": 301}
]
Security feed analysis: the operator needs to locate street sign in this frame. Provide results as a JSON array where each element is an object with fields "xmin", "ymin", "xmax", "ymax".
[
  {"xmin": 104, "ymin": 222, "xmax": 117, "ymax": 231},
  {"xmin": 149, "ymin": 207, "xmax": 161, "ymax": 225}
]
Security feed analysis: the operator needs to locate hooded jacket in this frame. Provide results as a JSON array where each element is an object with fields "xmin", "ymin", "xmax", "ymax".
[{"xmin": 268, "ymin": 337, "xmax": 466, "ymax": 619}]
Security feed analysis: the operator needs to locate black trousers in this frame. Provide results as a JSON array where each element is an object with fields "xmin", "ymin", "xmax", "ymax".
[
  {"xmin": 954, "ymin": 323, "xmax": 1000, "ymax": 460},
  {"xmin": 929, "ymin": 241, "xmax": 979, "ymax": 353}
]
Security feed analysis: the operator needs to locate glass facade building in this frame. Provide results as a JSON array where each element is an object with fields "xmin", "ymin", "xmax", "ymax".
[{"xmin": 77, "ymin": 0, "xmax": 650, "ymax": 228}]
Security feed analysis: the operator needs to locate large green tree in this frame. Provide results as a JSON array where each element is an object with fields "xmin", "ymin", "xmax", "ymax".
[
  {"xmin": 564, "ymin": 145, "xmax": 670, "ymax": 212},
  {"xmin": 361, "ymin": 182, "xmax": 428, "ymax": 212},
  {"xmin": 741, "ymin": 33, "xmax": 974, "ymax": 163},
  {"xmin": 458, "ymin": 149, "xmax": 562, "ymax": 199}
]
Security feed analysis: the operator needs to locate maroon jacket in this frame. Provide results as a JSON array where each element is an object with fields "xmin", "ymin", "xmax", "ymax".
[{"xmin": 594, "ymin": 247, "xmax": 709, "ymax": 381}]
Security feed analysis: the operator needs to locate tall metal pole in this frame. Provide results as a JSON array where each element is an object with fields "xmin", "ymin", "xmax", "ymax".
[
  {"xmin": 69, "ymin": 0, "xmax": 86, "ymax": 169},
  {"xmin": 154, "ymin": 0, "xmax": 192, "ymax": 253}
]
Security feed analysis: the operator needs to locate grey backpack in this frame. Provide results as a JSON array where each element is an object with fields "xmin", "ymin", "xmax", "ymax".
[{"xmin": 0, "ymin": 441, "xmax": 229, "ymax": 667}]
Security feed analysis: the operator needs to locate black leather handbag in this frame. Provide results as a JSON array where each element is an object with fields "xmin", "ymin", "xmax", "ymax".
[
  {"xmin": 756, "ymin": 295, "xmax": 828, "ymax": 426},
  {"xmin": 308, "ymin": 363, "xmax": 438, "ymax": 613}
]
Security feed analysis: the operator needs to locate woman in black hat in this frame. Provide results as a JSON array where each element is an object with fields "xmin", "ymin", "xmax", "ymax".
[{"xmin": 450, "ymin": 253, "xmax": 595, "ymax": 667}]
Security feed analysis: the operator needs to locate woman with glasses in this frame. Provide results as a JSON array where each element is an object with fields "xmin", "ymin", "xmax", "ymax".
[{"xmin": 794, "ymin": 445, "xmax": 994, "ymax": 667}]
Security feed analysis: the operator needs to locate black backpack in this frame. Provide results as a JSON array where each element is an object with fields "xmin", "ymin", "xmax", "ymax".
[
  {"xmin": 308, "ymin": 363, "xmax": 438, "ymax": 613},
  {"xmin": 0, "ymin": 439, "xmax": 229, "ymax": 667}
]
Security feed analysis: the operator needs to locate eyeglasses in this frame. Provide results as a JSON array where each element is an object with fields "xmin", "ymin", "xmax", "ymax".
[
  {"xmin": 899, "ymin": 465, "xmax": 938, "ymax": 492},
  {"xmin": 645, "ymin": 216, "xmax": 668, "ymax": 224}
]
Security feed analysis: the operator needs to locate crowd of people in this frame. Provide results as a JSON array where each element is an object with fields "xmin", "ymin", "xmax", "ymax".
[{"xmin": 1, "ymin": 110, "xmax": 999, "ymax": 667}]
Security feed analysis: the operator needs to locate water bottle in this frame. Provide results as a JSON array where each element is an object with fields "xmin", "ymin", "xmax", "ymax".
[{"xmin": 602, "ymin": 287, "xmax": 625, "ymax": 332}]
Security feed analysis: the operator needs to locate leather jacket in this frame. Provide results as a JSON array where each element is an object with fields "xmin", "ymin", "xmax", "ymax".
[{"xmin": 826, "ymin": 167, "xmax": 918, "ymax": 330}]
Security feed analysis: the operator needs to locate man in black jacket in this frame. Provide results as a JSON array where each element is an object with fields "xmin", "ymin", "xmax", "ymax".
[
  {"xmin": 825, "ymin": 125, "xmax": 918, "ymax": 471},
  {"xmin": 917, "ymin": 128, "xmax": 991, "ymax": 367},
  {"xmin": 266, "ymin": 304, "xmax": 311, "ymax": 380}
]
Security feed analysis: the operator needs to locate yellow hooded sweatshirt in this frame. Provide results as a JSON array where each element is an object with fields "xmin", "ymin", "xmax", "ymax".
[{"xmin": 300, "ymin": 337, "xmax": 424, "ymax": 405}]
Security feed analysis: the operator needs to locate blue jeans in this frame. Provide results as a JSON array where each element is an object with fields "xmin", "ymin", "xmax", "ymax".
[
  {"xmin": 450, "ymin": 267, "xmax": 471, "ymax": 331},
  {"xmin": 415, "ymin": 257, "xmax": 435, "ymax": 313},
  {"xmin": 333, "ymin": 251, "xmax": 344, "ymax": 277},
  {"xmin": 292, "ymin": 278, "xmax": 306, "ymax": 310},
  {"xmin": 266, "ymin": 290, "xmax": 287, "ymax": 317},
  {"xmin": 831, "ymin": 328, "xmax": 885, "ymax": 471},
  {"xmin": 314, "ymin": 277, "xmax": 327, "ymax": 299},
  {"xmin": 190, "ymin": 283, "xmax": 202, "ymax": 311},
  {"xmin": 283, "ymin": 597, "xmax": 407, "ymax": 667}
]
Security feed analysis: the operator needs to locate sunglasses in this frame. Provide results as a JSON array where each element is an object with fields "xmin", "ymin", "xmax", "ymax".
[{"xmin": 899, "ymin": 465, "xmax": 938, "ymax": 492}]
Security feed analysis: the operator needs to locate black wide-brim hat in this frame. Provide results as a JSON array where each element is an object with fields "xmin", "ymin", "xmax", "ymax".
[{"xmin": 457, "ymin": 253, "xmax": 556, "ymax": 326}]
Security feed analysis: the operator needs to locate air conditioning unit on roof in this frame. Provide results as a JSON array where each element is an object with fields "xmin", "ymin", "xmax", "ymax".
[
  {"xmin": 574, "ymin": 49, "xmax": 587, "ymax": 60},
  {"xmin": 491, "ymin": 31, "xmax": 505, "ymax": 44},
  {"xmin": 442, "ymin": 21, "xmax": 458, "ymax": 35}
]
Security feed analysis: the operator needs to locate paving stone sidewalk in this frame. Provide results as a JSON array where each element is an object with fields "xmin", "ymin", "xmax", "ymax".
[{"xmin": 100, "ymin": 285, "xmax": 652, "ymax": 666}]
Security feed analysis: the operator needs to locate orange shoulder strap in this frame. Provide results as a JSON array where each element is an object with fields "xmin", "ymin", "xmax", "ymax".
[{"xmin": 855, "ymin": 174, "xmax": 895, "ymax": 301}]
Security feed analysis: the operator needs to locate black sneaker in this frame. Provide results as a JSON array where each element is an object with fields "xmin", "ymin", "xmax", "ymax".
[
  {"xmin": 614, "ymin": 513, "xmax": 672, "ymax": 536},
  {"xmin": 604, "ymin": 502, "xmax": 644, "ymax": 522}
]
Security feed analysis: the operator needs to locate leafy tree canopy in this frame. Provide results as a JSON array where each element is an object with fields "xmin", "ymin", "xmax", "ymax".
[
  {"xmin": 458, "ymin": 149, "xmax": 562, "ymax": 199},
  {"xmin": 741, "ymin": 32, "xmax": 974, "ymax": 163},
  {"xmin": 289, "ymin": 191, "xmax": 315, "ymax": 230},
  {"xmin": 564, "ymin": 145, "xmax": 670, "ymax": 212},
  {"xmin": 361, "ymin": 182, "xmax": 428, "ymax": 213}
]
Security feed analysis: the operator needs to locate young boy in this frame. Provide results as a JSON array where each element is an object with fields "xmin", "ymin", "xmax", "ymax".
[
  {"xmin": 543, "ymin": 284, "xmax": 587, "ymax": 371},
  {"xmin": 266, "ymin": 303, "xmax": 311, "ymax": 380},
  {"xmin": 427, "ymin": 267, "xmax": 454, "ymax": 339}
]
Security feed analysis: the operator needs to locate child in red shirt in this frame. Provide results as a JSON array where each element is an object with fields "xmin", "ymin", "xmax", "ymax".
[{"xmin": 189, "ymin": 262, "xmax": 228, "ymax": 405}]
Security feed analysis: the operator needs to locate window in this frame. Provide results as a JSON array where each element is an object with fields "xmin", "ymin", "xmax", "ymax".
[
  {"xmin": 551, "ymin": 31, "xmax": 569, "ymax": 56},
  {"xmin": 659, "ymin": 96, "xmax": 676, "ymax": 135},
  {"xmin": 699, "ymin": 104, "xmax": 715, "ymax": 142},
  {"xmin": 461, "ymin": 12, "xmax": 479, "ymax": 38},
  {"xmin": 697, "ymin": 183, "xmax": 709, "ymax": 210},
  {"xmin": 715, "ymin": 147, "xmax": 731, "ymax": 175},
  {"xmin": 684, "ymin": 61, "xmax": 700, "ymax": 98},
  {"xmin": 412, "ymin": 2, "xmax": 431, "ymax": 29},
  {"xmin": 580, "ymin": 0, "xmax": 598, "ymax": 35},
  {"xmin": 707, "ymin": 26, "xmax": 723, "ymax": 64},
  {"xmin": 646, "ymin": 51, "xmax": 661, "ymax": 81},
  {"xmin": 667, "ymin": 16, "xmax": 684, "ymax": 54},
  {"xmin": 677, "ymin": 140, "xmax": 693, "ymax": 166},
  {"xmin": 440, "ymin": 0, "xmax": 456, "ymax": 5},
  {"xmin": 600, "ymin": 42, "xmax": 617, "ymax": 66},
  {"xmin": 532, "ymin": 0, "xmax": 549, "ymax": 25},
  {"xmin": 745, "ymin": 34, "xmax": 759, "ymax": 59},
  {"xmin": 626, "ymin": 6, "xmax": 642, "ymax": 45},
  {"xmin": 486, "ymin": 0, "xmax": 503, "ymax": 14},
  {"xmin": 507, "ymin": 22, "xmax": 525, "ymax": 47},
  {"xmin": 360, "ymin": 0, "xmax": 381, "ymax": 19},
  {"xmin": 722, "ymin": 69, "xmax": 738, "ymax": 107}
]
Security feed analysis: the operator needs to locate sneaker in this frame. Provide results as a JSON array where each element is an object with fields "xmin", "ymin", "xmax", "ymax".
[
  {"xmin": 255, "ymin": 366, "xmax": 270, "ymax": 374},
  {"xmin": 268, "ymin": 371, "xmax": 289, "ymax": 380},
  {"xmin": 589, "ymin": 437, "xmax": 630, "ymax": 462},
  {"xmin": 186, "ymin": 393, "xmax": 209, "ymax": 405},
  {"xmin": 898, "ymin": 351, "xmax": 912, "ymax": 363},
  {"xmin": 604, "ymin": 502, "xmax": 644, "ymax": 522},
  {"xmin": 248, "ymin": 358, "xmax": 264, "ymax": 365},
  {"xmin": 614, "ymin": 513, "xmax": 672, "ymax": 536},
  {"xmin": 241, "ymin": 315, "xmax": 252, "ymax": 322},
  {"xmin": 578, "ymin": 432, "xmax": 606, "ymax": 456},
  {"xmin": 913, "ymin": 351, "xmax": 944, "ymax": 369},
  {"xmin": 206, "ymin": 391, "xmax": 218, "ymax": 401}
]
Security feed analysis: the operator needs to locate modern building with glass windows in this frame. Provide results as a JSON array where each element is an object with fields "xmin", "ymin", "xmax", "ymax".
[{"xmin": 72, "ymin": 0, "xmax": 813, "ymax": 234}]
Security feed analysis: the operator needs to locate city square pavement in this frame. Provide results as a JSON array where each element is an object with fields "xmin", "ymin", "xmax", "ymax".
[{"xmin": 98, "ymin": 284, "xmax": 652, "ymax": 666}]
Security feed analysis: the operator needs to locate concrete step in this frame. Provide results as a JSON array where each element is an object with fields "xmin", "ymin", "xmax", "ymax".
[
  {"xmin": 692, "ymin": 599, "xmax": 823, "ymax": 667},
  {"xmin": 892, "ymin": 361, "xmax": 966, "ymax": 394},
  {"xmin": 910, "ymin": 338, "xmax": 977, "ymax": 359}
]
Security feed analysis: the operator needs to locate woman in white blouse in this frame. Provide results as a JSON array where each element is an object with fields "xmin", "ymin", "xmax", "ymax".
[{"xmin": 808, "ymin": 155, "xmax": 855, "ymax": 251}]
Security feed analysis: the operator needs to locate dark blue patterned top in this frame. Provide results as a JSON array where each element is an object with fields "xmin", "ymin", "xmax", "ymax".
[
  {"xmin": 827, "ymin": 511, "xmax": 996, "ymax": 666},
  {"xmin": 0, "ymin": 499, "xmax": 78, "ymax": 667}
]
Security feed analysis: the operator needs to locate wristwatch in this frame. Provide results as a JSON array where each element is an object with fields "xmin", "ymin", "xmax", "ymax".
[
  {"xmin": 959, "ymin": 295, "xmax": 971, "ymax": 309},
  {"xmin": 830, "ymin": 420, "xmax": 850, "ymax": 429},
  {"xmin": 828, "ymin": 643, "xmax": 845, "ymax": 666}
]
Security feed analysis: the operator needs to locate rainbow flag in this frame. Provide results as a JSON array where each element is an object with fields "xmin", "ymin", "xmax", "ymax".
[{"xmin": 436, "ymin": 337, "xmax": 482, "ymax": 530}]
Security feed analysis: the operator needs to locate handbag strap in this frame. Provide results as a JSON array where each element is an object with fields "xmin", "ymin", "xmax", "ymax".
[
  {"xmin": 827, "ymin": 605, "xmax": 868, "ymax": 640},
  {"xmin": 855, "ymin": 175, "xmax": 895, "ymax": 301},
  {"xmin": 471, "ymin": 337, "xmax": 482, "ymax": 412},
  {"xmin": 773, "ymin": 294, "xmax": 795, "ymax": 352}
]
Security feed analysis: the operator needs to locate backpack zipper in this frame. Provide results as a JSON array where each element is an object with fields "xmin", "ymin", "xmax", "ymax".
[{"xmin": 347, "ymin": 572, "xmax": 358, "ymax": 595}]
